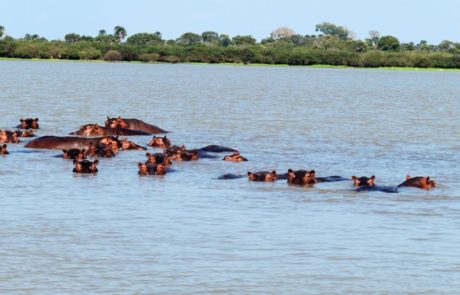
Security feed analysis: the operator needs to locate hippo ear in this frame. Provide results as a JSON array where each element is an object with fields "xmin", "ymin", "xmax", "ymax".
[
  {"xmin": 138, "ymin": 162, "xmax": 143, "ymax": 168},
  {"xmin": 247, "ymin": 171, "xmax": 253, "ymax": 176},
  {"xmin": 426, "ymin": 177, "xmax": 430, "ymax": 183},
  {"xmin": 73, "ymin": 160, "xmax": 78, "ymax": 165},
  {"xmin": 81, "ymin": 149, "xmax": 86, "ymax": 153},
  {"xmin": 368, "ymin": 176, "xmax": 376, "ymax": 185},
  {"xmin": 62, "ymin": 149, "xmax": 67, "ymax": 153},
  {"xmin": 35, "ymin": 118, "xmax": 39, "ymax": 122},
  {"xmin": 271, "ymin": 170, "xmax": 276, "ymax": 175},
  {"xmin": 93, "ymin": 160, "xmax": 99, "ymax": 166},
  {"xmin": 2, "ymin": 144, "xmax": 6, "ymax": 148},
  {"xmin": 146, "ymin": 152, "xmax": 151, "ymax": 157},
  {"xmin": 406, "ymin": 175, "xmax": 411, "ymax": 180},
  {"xmin": 20, "ymin": 119, "xmax": 24, "ymax": 122},
  {"xmin": 352, "ymin": 176, "xmax": 357, "ymax": 181},
  {"xmin": 309, "ymin": 170, "xmax": 316, "ymax": 176}
]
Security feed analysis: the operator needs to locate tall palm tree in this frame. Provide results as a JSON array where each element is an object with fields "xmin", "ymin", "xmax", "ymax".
[{"xmin": 114, "ymin": 26, "xmax": 127, "ymax": 43}]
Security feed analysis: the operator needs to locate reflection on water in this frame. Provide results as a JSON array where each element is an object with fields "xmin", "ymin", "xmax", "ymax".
[{"xmin": 1, "ymin": 60, "xmax": 460, "ymax": 294}]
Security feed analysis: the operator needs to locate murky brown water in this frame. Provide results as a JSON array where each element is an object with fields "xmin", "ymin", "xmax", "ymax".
[{"xmin": 1, "ymin": 60, "xmax": 460, "ymax": 294}]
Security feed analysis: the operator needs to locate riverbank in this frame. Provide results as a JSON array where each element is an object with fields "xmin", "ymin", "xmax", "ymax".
[{"xmin": 2, "ymin": 56, "xmax": 460, "ymax": 72}]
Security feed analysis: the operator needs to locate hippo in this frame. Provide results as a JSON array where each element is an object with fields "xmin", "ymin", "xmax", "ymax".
[
  {"xmin": 145, "ymin": 152, "xmax": 172, "ymax": 166},
  {"xmin": 14, "ymin": 129, "xmax": 35, "ymax": 137},
  {"xmin": 62, "ymin": 148, "xmax": 87, "ymax": 160},
  {"xmin": 73, "ymin": 159, "xmax": 99, "ymax": 173},
  {"xmin": 138, "ymin": 162, "xmax": 167, "ymax": 176},
  {"xmin": 18, "ymin": 118, "xmax": 39, "ymax": 129},
  {"xmin": 105, "ymin": 116, "xmax": 168, "ymax": 134},
  {"xmin": 86, "ymin": 142, "xmax": 117, "ymax": 158},
  {"xmin": 217, "ymin": 173, "xmax": 244, "ymax": 180},
  {"xmin": 173, "ymin": 150, "xmax": 199, "ymax": 161},
  {"xmin": 223, "ymin": 152, "xmax": 248, "ymax": 162},
  {"xmin": 69, "ymin": 124, "xmax": 151, "ymax": 136},
  {"xmin": 0, "ymin": 130, "xmax": 20, "ymax": 144},
  {"xmin": 147, "ymin": 136, "xmax": 171, "ymax": 148},
  {"xmin": 25, "ymin": 136, "xmax": 120, "ymax": 150},
  {"xmin": 0, "ymin": 144, "xmax": 8, "ymax": 155},
  {"xmin": 352, "ymin": 175, "xmax": 398, "ymax": 193},
  {"xmin": 287, "ymin": 169, "xmax": 317, "ymax": 185},
  {"xmin": 120, "ymin": 138, "xmax": 147, "ymax": 150},
  {"xmin": 397, "ymin": 175, "xmax": 436, "ymax": 190},
  {"xmin": 199, "ymin": 145, "xmax": 238, "ymax": 153},
  {"xmin": 247, "ymin": 170, "xmax": 277, "ymax": 182}
]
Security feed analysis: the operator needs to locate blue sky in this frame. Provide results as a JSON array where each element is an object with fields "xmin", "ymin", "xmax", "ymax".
[{"xmin": 2, "ymin": 0, "xmax": 459, "ymax": 44}]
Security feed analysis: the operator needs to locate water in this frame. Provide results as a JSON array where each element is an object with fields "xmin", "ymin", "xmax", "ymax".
[{"xmin": 1, "ymin": 60, "xmax": 459, "ymax": 294}]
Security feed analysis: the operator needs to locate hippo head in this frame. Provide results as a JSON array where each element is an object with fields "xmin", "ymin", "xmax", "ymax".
[
  {"xmin": 247, "ymin": 170, "xmax": 277, "ymax": 182},
  {"xmin": 352, "ymin": 175, "xmax": 375, "ymax": 187},
  {"xmin": 223, "ymin": 152, "xmax": 248, "ymax": 162},
  {"xmin": 404, "ymin": 175, "xmax": 436, "ymax": 190},
  {"xmin": 138, "ymin": 162, "xmax": 166, "ymax": 175},
  {"xmin": 148, "ymin": 136, "xmax": 171, "ymax": 148},
  {"xmin": 98, "ymin": 137, "xmax": 120, "ymax": 153},
  {"xmin": 0, "ymin": 144, "xmax": 9, "ymax": 155},
  {"xmin": 16, "ymin": 129, "xmax": 35, "ymax": 137},
  {"xmin": 119, "ymin": 138, "xmax": 146, "ymax": 150},
  {"xmin": 287, "ymin": 169, "xmax": 317, "ymax": 185},
  {"xmin": 96, "ymin": 144, "xmax": 117, "ymax": 158},
  {"xmin": 0, "ymin": 131, "xmax": 7, "ymax": 142},
  {"xmin": 105, "ymin": 116, "xmax": 128, "ymax": 129},
  {"xmin": 62, "ymin": 148, "xmax": 87, "ymax": 160},
  {"xmin": 71, "ymin": 124, "xmax": 105, "ymax": 136},
  {"xmin": 6, "ymin": 131, "xmax": 20, "ymax": 144},
  {"xmin": 173, "ymin": 150, "xmax": 199, "ymax": 161},
  {"xmin": 73, "ymin": 159, "xmax": 99, "ymax": 173},
  {"xmin": 19, "ymin": 118, "xmax": 39, "ymax": 129}
]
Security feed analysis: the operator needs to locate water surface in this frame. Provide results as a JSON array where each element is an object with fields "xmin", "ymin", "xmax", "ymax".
[{"xmin": 1, "ymin": 60, "xmax": 459, "ymax": 294}]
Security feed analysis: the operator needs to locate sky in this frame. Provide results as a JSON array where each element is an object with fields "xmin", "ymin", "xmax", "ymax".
[{"xmin": 1, "ymin": 0, "xmax": 459, "ymax": 44}]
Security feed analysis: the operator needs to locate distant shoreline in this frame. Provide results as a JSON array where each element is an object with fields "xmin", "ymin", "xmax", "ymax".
[{"xmin": 1, "ymin": 57, "xmax": 459, "ymax": 72}]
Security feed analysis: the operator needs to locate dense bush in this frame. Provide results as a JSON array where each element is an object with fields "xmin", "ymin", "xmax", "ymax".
[{"xmin": 103, "ymin": 50, "xmax": 122, "ymax": 61}]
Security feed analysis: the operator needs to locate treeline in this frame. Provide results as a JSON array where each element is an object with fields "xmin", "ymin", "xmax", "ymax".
[{"xmin": 1, "ymin": 24, "xmax": 460, "ymax": 68}]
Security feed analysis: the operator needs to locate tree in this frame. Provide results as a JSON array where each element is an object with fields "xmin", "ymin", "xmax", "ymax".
[
  {"xmin": 367, "ymin": 30, "xmax": 380, "ymax": 48},
  {"xmin": 438, "ymin": 40, "xmax": 454, "ymax": 52},
  {"xmin": 98, "ymin": 30, "xmax": 106, "ymax": 36},
  {"xmin": 114, "ymin": 26, "xmax": 127, "ymax": 42},
  {"xmin": 219, "ymin": 34, "xmax": 232, "ymax": 47},
  {"xmin": 64, "ymin": 33, "xmax": 81, "ymax": 42},
  {"xmin": 416, "ymin": 40, "xmax": 430, "ymax": 51},
  {"xmin": 315, "ymin": 22, "xmax": 349, "ymax": 40},
  {"xmin": 377, "ymin": 35, "xmax": 400, "ymax": 51},
  {"xmin": 0, "ymin": 26, "xmax": 4, "ymax": 39},
  {"xmin": 176, "ymin": 32, "xmax": 201, "ymax": 45},
  {"xmin": 201, "ymin": 31, "xmax": 219, "ymax": 43},
  {"xmin": 126, "ymin": 33, "xmax": 163, "ymax": 45},
  {"xmin": 232, "ymin": 35, "xmax": 256, "ymax": 45},
  {"xmin": 270, "ymin": 27, "xmax": 296, "ymax": 39}
]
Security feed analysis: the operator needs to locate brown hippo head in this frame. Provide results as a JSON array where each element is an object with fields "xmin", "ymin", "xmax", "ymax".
[
  {"xmin": 16, "ymin": 129, "xmax": 35, "ymax": 137},
  {"xmin": 352, "ymin": 175, "xmax": 376, "ymax": 187},
  {"xmin": 0, "ymin": 144, "xmax": 9, "ymax": 155},
  {"xmin": 164, "ymin": 145, "xmax": 186, "ymax": 156},
  {"xmin": 120, "ymin": 138, "xmax": 147, "ymax": 150},
  {"xmin": 98, "ymin": 137, "xmax": 120, "ymax": 153},
  {"xmin": 73, "ymin": 159, "xmax": 99, "ymax": 173},
  {"xmin": 287, "ymin": 169, "xmax": 317, "ymax": 185},
  {"xmin": 148, "ymin": 136, "xmax": 171, "ymax": 148},
  {"xmin": 62, "ymin": 148, "xmax": 87, "ymax": 160},
  {"xmin": 398, "ymin": 175, "xmax": 436, "ymax": 190},
  {"xmin": 19, "ymin": 118, "xmax": 39, "ymax": 129},
  {"xmin": 105, "ymin": 116, "xmax": 128, "ymax": 129},
  {"xmin": 173, "ymin": 150, "xmax": 199, "ymax": 161},
  {"xmin": 247, "ymin": 170, "xmax": 277, "ymax": 182},
  {"xmin": 145, "ymin": 152, "xmax": 172, "ymax": 166},
  {"xmin": 223, "ymin": 152, "xmax": 248, "ymax": 162},
  {"xmin": 138, "ymin": 162, "xmax": 166, "ymax": 176},
  {"xmin": 71, "ymin": 124, "xmax": 106, "ymax": 136},
  {"xmin": 0, "ymin": 130, "xmax": 20, "ymax": 144}
]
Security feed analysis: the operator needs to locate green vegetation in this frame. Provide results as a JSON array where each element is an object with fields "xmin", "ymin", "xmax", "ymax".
[{"xmin": 1, "ymin": 24, "xmax": 460, "ymax": 69}]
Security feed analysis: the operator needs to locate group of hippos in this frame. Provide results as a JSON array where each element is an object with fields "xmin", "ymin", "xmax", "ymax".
[{"xmin": 1, "ymin": 117, "xmax": 436, "ymax": 193}]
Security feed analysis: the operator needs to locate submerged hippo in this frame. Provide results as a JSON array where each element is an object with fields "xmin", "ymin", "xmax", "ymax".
[
  {"xmin": 0, "ymin": 144, "xmax": 9, "ymax": 155},
  {"xmin": 69, "ymin": 124, "xmax": 151, "ymax": 136},
  {"xmin": 0, "ymin": 130, "xmax": 20, "ymax": 144},
  {"xmin": 397, "ymin": 175, "xmax": 436, "ymax": 190},
  {"xmin": 287, "ymin": 169, "xmax": 317, "ymax": 186},
  {"xmin": 138, "ymin": 162, "xmax": 167, "ymax": 176},
  {"xmin": 223, "ymin": 152, "xmax": 248, "ymax": 162},
  {"xmin": 120, "ymin": 138, "xmax": 147, "ymax": 150},
  {"xmin": 25, "ymin": 136, "xmax": 120, "ymax": 150},
  {"xmin": 18, "ymin": 118, "xmax": 39, "ymax": 129},
  {"xmin": 62, "ymin": 148, "xmax": 87, "ymax": 160},
  {"xmin": 105, "ymin": 116, "xmax": 168, "ymax": 134},
  {"xmin": 147, "ymin": 136, "xmax": 171, "ymax": 148},
  {"xmin": 14, "ymin": 129, "xmax": 35, "ymax": 137},
  {"xmin": 145, "ymin": 152, "xmax": 172, "ymax": 166},
  {"xmin": 86, "ymin": 142, "xmax": 117, "ymax": 158},
  {"xmin": 248, "ymin": 170, "xmax": 277, "ymax": 182},
  {"xmin": 73, "ymin": 159, "xmax": 99, "ymax": 173},
  {"xmin": 352, "ymin": 175, "xmax": 398, "ymax": 193}
]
